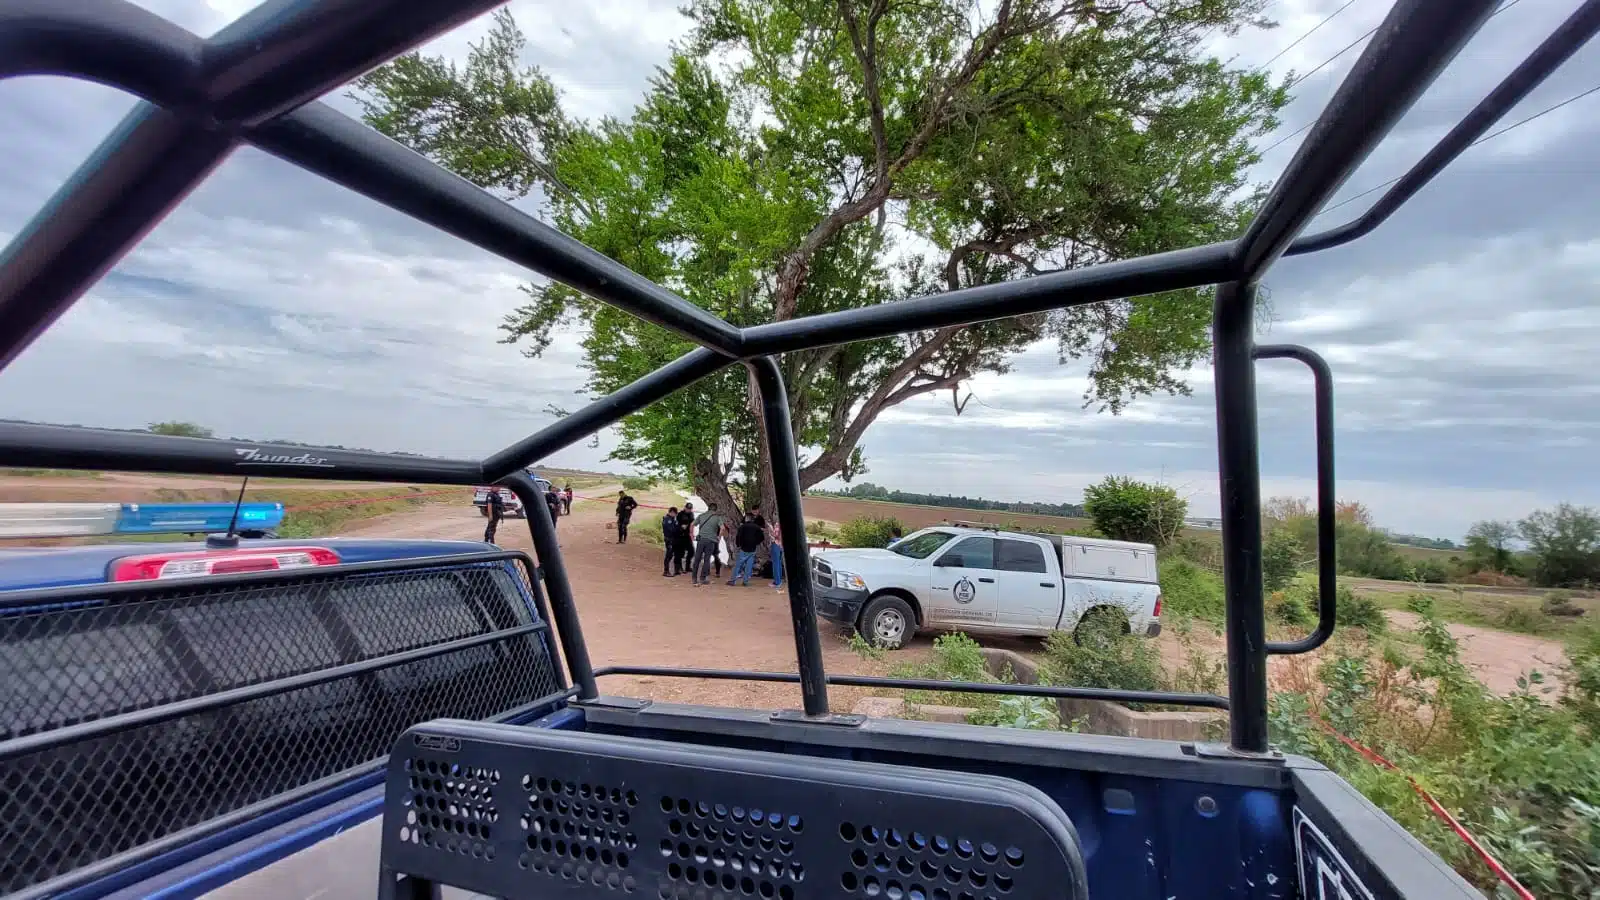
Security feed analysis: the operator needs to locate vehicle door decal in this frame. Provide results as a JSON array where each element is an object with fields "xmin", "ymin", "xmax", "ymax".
[{"xmin": 953, "ymin": 577, "xmax": 976, "ymax": 604}]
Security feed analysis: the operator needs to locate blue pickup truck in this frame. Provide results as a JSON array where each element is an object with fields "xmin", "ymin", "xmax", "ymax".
[{"xmin": 0, "ymin": 536, "xmax": 572, "ymax": 899}]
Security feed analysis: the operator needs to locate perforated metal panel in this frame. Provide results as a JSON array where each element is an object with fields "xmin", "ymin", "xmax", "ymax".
[
  {"xmin": 380, "ymin": 720, "xmax": 1089, "ymax": 900},
  {"xmin": 0, "ymin": 559, "xmax": 561, "ymax": 895}
]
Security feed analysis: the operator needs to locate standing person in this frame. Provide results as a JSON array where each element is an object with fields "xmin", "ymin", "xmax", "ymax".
[
  {"xmin": 769, "ymin": 519, "xmax": 785, "ymax": 590},
  {"xmin": 887, "ymin": 526, "xmax": 904, "ymax": 548},
  {"xmin": 483, "ymin": 488, "xmax": 505, "ymax": 544},
  {"xmin": 729, "ymin": 513, "xmax": 763, "ymax": 586},
  {"xmin": 661, "ymin": 506, "xmax": 682, "ymax": 576},
  {"xmin": 675, "ymin": 503, "xmax": 695, "ymax": 577},
  {"xmin": 543, "ymin": 484, "xmax": 562, "ymax": 528},
  {"xmin": 561, "ymin": 485, "xmax": 573, "ymax": 515},
  {"xmin": 615, "ymin": 490, "xmax": 639, "ymax": 544},
  {"xmin": 691, "ymin": 502, "xmax": 726, "ymax": 586}
]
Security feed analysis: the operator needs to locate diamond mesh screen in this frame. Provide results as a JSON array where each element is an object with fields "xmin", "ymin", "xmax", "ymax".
[{"xmin": 0, "ymin": 559, "xmax": 563, "ymax": 895}]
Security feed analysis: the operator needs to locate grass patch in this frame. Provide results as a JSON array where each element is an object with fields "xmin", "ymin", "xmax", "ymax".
[
  {"xmin": 0, "ymin": 468, "xmax": 101, "ymax": 478},
  {"xmin": 1356, "ymin": 583, "xmax": 1595, "ymax": 649}
]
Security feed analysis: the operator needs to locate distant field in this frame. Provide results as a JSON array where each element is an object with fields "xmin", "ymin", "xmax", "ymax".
[{"xmin": 801, "ymin": 496, "xmax": 1095, "ymax": 533}]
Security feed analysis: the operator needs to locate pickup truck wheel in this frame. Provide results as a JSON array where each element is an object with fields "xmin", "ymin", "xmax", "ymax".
[
  {"xmin": 1074, "ymin": 606, "xmax": 1130, "ymax": 649},
  {"xmin": 860, "ymin": 596, "xmax": 915, "ymax": 650}
]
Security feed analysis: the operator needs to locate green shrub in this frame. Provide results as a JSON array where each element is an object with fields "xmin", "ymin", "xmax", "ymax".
[
  {"xmin": 1498, "ymin": 605, "xmax": 1548, "ymax": 635},
  {"xmin": 1271, "ymin": 599, "xmax": 1600, "ymax": 897},
  {"xmin": 1271, "ymin": 591, "xmax": 1313, "ymax": 627},
  {"xmin": 1040, "ymin": 629, "xmax": 1164, "ymax": 697},
  {"xmin": 1409, "ymin": 558, "xmax": 1450, "ymax": 584},
  {"xmin": 1169, "ymin": 535, "xmax": 1222, "ymax": 569},
  {"xmin": 1158, "ymin": 558, "xmax": 1225, "ymax": 624},
  {"xmin": 1261, "ymin": 527, "xmax": 1304, "ymax": 592},
  {"xmin": 838, "ymin": 515, "xmax": 903, "ymax": 549},
  {"xmin": 1280, "ymin": 573, "xmax": 1383, "ymax": 633},
  {"xmin": 1082, "ymin": 476, "xmax": 1187, "ymax": 547},
  {"xmin": 619, "ymin": 475, "xmax": 655, "ymax": 491},
  {"xmin": 967, "ymin": 695, "xmax": 1060, "ymax": 730},
  {"xmin": 1541, "ymin": 590, "xmax": 1585, "ymax": 617}
]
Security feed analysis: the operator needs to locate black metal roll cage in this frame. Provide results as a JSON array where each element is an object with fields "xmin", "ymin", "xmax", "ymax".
[{"xmin": 0, "ymin": 0, "xmax": 1595, "ymax": 756}]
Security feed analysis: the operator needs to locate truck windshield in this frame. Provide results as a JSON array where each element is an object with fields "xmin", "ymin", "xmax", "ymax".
[{"xmin": 892, "ymin": 530, "xmax": 956, "ymax": 559}]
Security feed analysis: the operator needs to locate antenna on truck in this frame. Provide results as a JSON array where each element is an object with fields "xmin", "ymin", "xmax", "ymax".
[{"xmin": 206, "ymin": 477, "xmax": 250, "ymax": 549}]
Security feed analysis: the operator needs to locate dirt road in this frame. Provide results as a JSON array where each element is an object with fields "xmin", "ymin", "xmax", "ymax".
[
  {"xmin": 341, "ymin": 491, "xmax": 904, "ymax": 711},
  {"xmin": 1384, "ymin": 609, "xmax": 1568, "ymax": 695}
]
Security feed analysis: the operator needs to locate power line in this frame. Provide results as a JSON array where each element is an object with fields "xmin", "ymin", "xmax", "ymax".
[
  {"xmin": 1313, "ymin": 82, "xmax": 1600, "ymax": 219},
  {"xmin": 1255, "ymin": 0, "xmax": 1362, "ymax": 72},
  {"xmin": 1257, "ymin": 0, "xmax": 1530, "ymax": 156}
]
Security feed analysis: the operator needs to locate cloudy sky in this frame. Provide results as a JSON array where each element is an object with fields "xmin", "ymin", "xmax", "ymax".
[{"xmin": 0, "ymin": 0, "xmax": 1594, "ymax": 540}]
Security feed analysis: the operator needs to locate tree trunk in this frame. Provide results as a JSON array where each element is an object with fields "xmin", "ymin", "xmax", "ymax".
[{"xmin": 691, "ymin": 457, "xmax": 743, "ymax": 521}]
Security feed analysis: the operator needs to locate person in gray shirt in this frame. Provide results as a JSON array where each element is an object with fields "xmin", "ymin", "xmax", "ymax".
[{"xmin": 692, "ymin": 503, "xmax": 728, "ymax": 586}]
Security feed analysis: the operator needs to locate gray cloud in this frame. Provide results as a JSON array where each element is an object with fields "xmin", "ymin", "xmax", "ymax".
[{"xmin": 0, "ymin": 0, "xmax": 1596, "ymax": 540}]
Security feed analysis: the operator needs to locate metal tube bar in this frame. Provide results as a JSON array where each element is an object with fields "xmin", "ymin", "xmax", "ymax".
[
  {"xmin": 1212, "ymin": 282, "xmax": 1269, "ymax": 753},
  {"xmin": 1289, "ymin": 0, "xmax": 1600, "ymax": 258},
  {"xmin": 0, "ymin": 105, "xmax": 234, "ymax": 371},
  {"xmin": 506, "ymin": 471, "xmax": 599, "ymax": 701},
  {"xmin": 749, "ymin": 357, "xmax": 830, "ymax": 717},
  {"xmin": 0, "ymin": 0, "xmax": 201, "ymax": 99},
  {"xmin": 0, "ymin": 422, "xmax": 484, "ymax": 483},
  {"xmin": 1257, "ymin": 345, "xmax": 1338, "ymax": 656},
  {"xmin": 248, "ymin": 104, "xmax": 746, "ymax": 357},
  {"xmin": 1235, "ymin": 0, "xmax": 1499, "ymax": 279},
  {"xmin": 0, "ymin": 621, "xmax": 549, "ymax": 763},
  {"xmin": 591, "ymin": 665, "xmax": 1229, "ymax": 711},
  {"xmin": 739, "ymin": 241, "xmax": 1234, "ymax": 357},
  {"xmin": 483, "ymin": 347, "xmax": 731, "ymax": 481},
  {"xmin": 199, "ymin": 0, "xmax": 511, "ymax": 125}
]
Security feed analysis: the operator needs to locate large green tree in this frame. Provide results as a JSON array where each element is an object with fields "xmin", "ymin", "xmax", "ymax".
[{"xmin": 355, "ymin": 0, "xmax": 1284, "ymax": 514}]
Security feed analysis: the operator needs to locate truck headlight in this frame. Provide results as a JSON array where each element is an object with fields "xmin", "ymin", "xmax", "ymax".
[{"xmin": 835, "ymin": 571, "xmax": 867, "ymax": 591}]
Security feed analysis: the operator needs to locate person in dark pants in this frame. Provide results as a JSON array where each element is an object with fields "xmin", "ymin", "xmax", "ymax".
[
  {"xmin": 615, "ymin": 490, "xmax": 639, "ymax": 543},
  {"xmin": 561, "ymin": 485, "xmax": 574, "ymax": 515},
  {"xmin": 675, "ymin": 503, "xmax": 695, "ymax": 576},
  {"xmin": 729, "ymin": 513, "xmax": 763, "ymax": 586},
  {"xmin": 483, "ymin": 489, "xmax": 504, "ymax": 543},
  {"xmin": 662, "ymin": 506, "xmax": 682, "ymax": 576},
  {"xmin": 543, "ymin": 486, "xmax": 562, "ymax": 528},
  {"xmin": 692, "ymin": 503, "xmax": 727, "ymax": 586}
]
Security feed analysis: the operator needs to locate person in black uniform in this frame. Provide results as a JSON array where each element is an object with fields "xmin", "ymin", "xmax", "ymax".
[
  {"xmin": 544, "ymin": 485, "xmax": 563, "ymax": 528},
  {"xmin": 484, "ymin": 489, "xmax": 505, "ymax": 543},
  {"xmin": 675, "ymin": 503, "xmax": 695, "ymax": 575},
  {"xmin": 615, "ymin": 490, "xmax": 639, "ymax": 543},
  {"xmin": 662, "ymin": 506, "xmax": 682, "ymax": 576}
]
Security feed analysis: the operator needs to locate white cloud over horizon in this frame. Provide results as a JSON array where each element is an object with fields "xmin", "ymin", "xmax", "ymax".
[{"xmin": 0, "ymin": 0, "xmax": 1597, "ymax": 542}]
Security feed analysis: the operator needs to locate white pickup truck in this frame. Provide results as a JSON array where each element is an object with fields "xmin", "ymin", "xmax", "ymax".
[
  {"xmin": 811, "ymin": 525, "xmax": 1163, "ymax": 649},
  {"xmin": 471, "ymin": 471, "xmax": 554, "ymax": 518}
]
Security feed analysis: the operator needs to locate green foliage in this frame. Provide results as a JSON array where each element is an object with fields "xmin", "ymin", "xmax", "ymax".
[
  {"xmin": 1498, "ymin": 605, "xmax": 1547, "ymax": 635},
  {"xmin": 1541, "ymin": 590, "xmax": 1584, "ymax": 618},
  {"xmin": 1271, "ymin": 590, "xmax": 1313, "ymax": 627},
  {"xmin": 1261, "ymin": 526, "xmax": 1304, "ymax": 592},
  {"xmin": 355, "ymin": 1, "xmax": 1287, "ymax": 507},
  {"xmin": 1520, "ymin": 503, "xmax": 1600, "ymax": 587},
  {"xmin": 837, "ymin": 515, "xmax": 904, "ymax": 549},
  {"xmin": 1272, "ymin": 598, "xmax": 1600, "ymax": 897},
  {"xmin": 1082, "ymin": 476, "xmax": 1187, "ymax": 547},
  {"xmin": 147, "ymin": 421, "xmax": 213, "ymax": 438},
  {"xmin": 1465, "ymin": 519, "xmax": 1518, "ymax": 574},
  {"xmin": 1157, "ymin": 557, "xmax": 1224, "ymax": 624},
  {"xmin": 1041, "ymin": 629, "xmax": 1164, "ymax": 697},
  {"xmin": 967, "ymin": 695, "xmax": 1061, "ymax": 731},
  {"xmin": 1276, "ymin": 573, "xmax": 1383, "ymax": 633},
  {"xmin": 1408, "ymin": 558, "xmax": 1450, "ymax": 584},
  {"xmin": 619, "ymin": 476, "xmax": 655, "ymax": 491}
]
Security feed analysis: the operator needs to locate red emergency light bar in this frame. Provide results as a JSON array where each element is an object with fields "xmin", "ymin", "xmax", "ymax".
[{"xmin": 109, "ymin": 547, "xmax": 342, "ymax": 582}]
